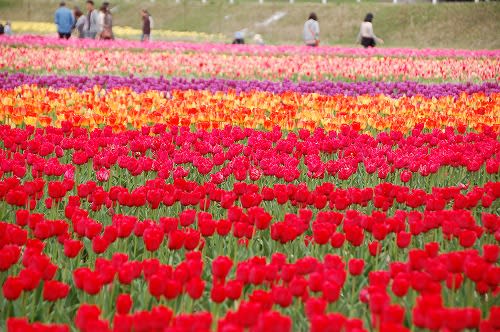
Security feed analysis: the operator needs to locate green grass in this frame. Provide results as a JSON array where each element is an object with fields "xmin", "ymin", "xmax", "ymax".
[{"xmin": 1, "ymin": 0, "xmax": 499, "ymax": 48}]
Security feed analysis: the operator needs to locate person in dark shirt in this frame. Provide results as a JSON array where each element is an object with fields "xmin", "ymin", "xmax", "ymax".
[{"xmin": 141, "ymin": 9, "xmax": 151, "ymax": 42}]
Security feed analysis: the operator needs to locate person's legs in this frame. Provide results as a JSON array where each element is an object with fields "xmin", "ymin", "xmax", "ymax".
[
  {"xmin": 58, "ymin": 32, "xmax": 64, "ymax": 38},
  {"xmin": 361, "ymin": 37, "xmax": 375, "ymax": 48},
  {"xmin": 64, "ymin": 33, "xmax": 71, "ymax": 40}
]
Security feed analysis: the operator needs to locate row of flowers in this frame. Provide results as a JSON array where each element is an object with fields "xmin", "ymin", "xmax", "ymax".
[
  {"xmin": 1, "ymin": 45, "xmax": 499, "ymax": 82},
  {"xmin": 1, "ymin": 72, "xmax": 499, "ymax": 98},
  {"xmin": 2, "ymin": 186, "xmax": 499, "ymax": 253},
  {"xmin": 2, "ymin": 223, "xmax": 499, "ymax": 331},
  {"xmin": 1, "ymin": 86, "xmax": 498, "ymax": 132},
  {"xmin": 0, "ymin": 124, "xmax": 498, "ymax": 184},
  {"xmin": 2, "ymin": 34, "xmax": 500, "ymax": 58}
]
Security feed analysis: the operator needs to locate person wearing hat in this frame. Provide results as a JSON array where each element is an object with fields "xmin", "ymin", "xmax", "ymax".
[
  {"xmin": 357, "ymin": 13, "xmax": 383, "ymax": 48},
  {"xmin": 54, "ymin": 1, "xmax": 75, "ymax": 39}
]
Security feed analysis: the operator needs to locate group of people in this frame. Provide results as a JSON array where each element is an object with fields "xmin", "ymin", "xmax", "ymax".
[
  {"xmin": 54, "ymin": 3, "xmax": 380, "ymax": 47},
  {"xmin": 303, "ymin": 12, "xmax": 384, "ymax": 48},
  {"xmin": 231, "ymin": 12, "xmax": 380, "ymax": 48},
  {"xmin": 55, "ymin": 1, "xmax": 113, "ymax": 39},
  {"xmin": 55, "ymin": 1, "xmax": 153, "ymax": 41}
]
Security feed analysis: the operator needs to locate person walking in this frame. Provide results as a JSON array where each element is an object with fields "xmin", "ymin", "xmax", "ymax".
[
  {"xmin": 303, "ymin": 12, "xmax": 319, "ymax": 47},
  {"xmin": 357, "ymin": 13, "xmax": 383, "ymax": 48},
  {"xmin": 54, "ymin": 1, "xmax": 75, "ymax": 39},
  {"xmin": 141, "ymin": 10, "xmax": 152, "ymax": 42},
  {"xmin": 84, "ymin": 0, "xmax": 99, "ymax": 39},
  {"xmin": 74, "ymin": 7, "xmax": 86, "ymax": 39}
]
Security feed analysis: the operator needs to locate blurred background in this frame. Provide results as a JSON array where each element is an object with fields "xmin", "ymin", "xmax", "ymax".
[{"xmin": 0, "ymin": 0, "xmax": 499, "ymax": 48}]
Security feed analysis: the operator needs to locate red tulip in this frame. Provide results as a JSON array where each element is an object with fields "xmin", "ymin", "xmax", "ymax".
[
  {"xmin": 43, "ymin": 280, "xmax": 70, "ymax": 301},
  {"xmin": 75, "ymin": 304, "xmax": 102, "ymax": 331},
  {"xmin": 289, "ymin": 276, "xmax": 308, "ymax": 297},
  {"xmin": 344, "ymin": 225, "xmax": 364, "ymax": 247},
  {"xmin": 396, "ymin": 232, "xmax": 411, "ymax": 249},
  {"xmin": 272, "ymin": 285, "xmax": 293, "ymax": 308},
  {"xmin": 143, "ymin": 225, "xmax": 164, "ymax": 252},
  {"xmin": 212, "ymin": 256, "xmax": 233, "ymax": 281},
  {"xmin": 305, "ymin": 297, "xmax": 327, "ymax": 319},
  {"xmin": 92, "ymin": 236, "xmax": 109, "ymax": 254},
  {"xmin": 83, "ymin": 273, "xmax": 102, "ymax": 295},
  {"xmin": 164, "ymin": 279, "xmax": 182, "ymax": 300},
  {"xmin": 446, "ymin": 273, "xmax": 463, "ymax": 290},
  {"xmin": 322, "ymin": 281, "xmax": 341, "ymax": 303},
  {"xmin": 15, "ymin": 209, "xmax": 29, "ymax": 227},
  {"xmin": 186, "ymin": 277, "xmax": 205, "ymax": 300},
  {"xmin": 179, "ymin": 209, "xmax": 196, "ymax": 227},
  {"xmin": 225, "ymin": 280, "xmax": 243, "ymax": 300},
  {"xmin": 348, "ymin": 259, "xmax": 365, "ymax": 276},
  {"xmin": 184, "ymin": 229, "xmax": 200, "ymax": 250},
  {"xmin": 168, "ymin": 230, "xmax": 185, "ymax": 250},
  {"xmin": 330, "ymin": 232, "xmax": 345, "ymax": 248},
  {"xmin": 459, "ymin": 230, "xmax": 477, "ymax": 248},
  {"xmin": 63, "ymin": 238, "xmax": 83, "ymax": 258},
  {"xmin": 391, "ymin": 276, "xmax": 410, "ymax": 297},
  {"xmin": 96, "ymin": 168, "xmax": 110, "ymax": 182},
  {"xmin": 210, "ymin": 283, "xmax": 226, "ymax": 303},
  {"xmin": 2, "ymin": 276, "xmax": 23, "ymax": 300},
  {"xmin": 400, "ymin": 170, "xmax": 412, "ymax": 183},
  {"xmin": 116, "ymin": 294, "xmax": 133, "ymax": 315},
  {"xmin": 368, "ymin": 241, "xmax": 382, "ymax": 256},
  {"xmin": 483, "ymin": 244, "xmax": 499, "ymax": 263}
]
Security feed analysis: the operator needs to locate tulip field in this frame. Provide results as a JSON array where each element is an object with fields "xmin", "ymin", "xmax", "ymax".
[{"xmin": 0, "ymin": 35, "xmax": 499, "ymax": 332}]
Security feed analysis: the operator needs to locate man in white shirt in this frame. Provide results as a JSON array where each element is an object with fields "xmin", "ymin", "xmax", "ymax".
[
  {"xmin": 303, "ymin": 12, "xmax": 319, "ymax": 47},
  {"xmin": 84, "ymin": 0, "xmax": 99, "ymax": 39}
]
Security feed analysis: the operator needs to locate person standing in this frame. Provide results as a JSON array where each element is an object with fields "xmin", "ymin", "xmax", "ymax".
[
  {"xmin": 84, "ymin": 0, "xmax": 99, "ymax": 39},
  {"xmin": 4, "ymin": 21, "xmax": 11, "ymax": 36},
  {"xmin": 97, "ymin": 5, "xmax": 105, "ymax": 38},
  {"xmin": 141, "ymin": 10, "xmax": 151, "ymax": 42},
  {"xmin": 357, "ymin": 13, "xmax": 383, "ymax": 48},
  {"xmin": 74, "ymin": 7, "xmax": 87, "ymax": 39},
  {"xmin": 303, "ymin": 12, "xmax": 319, "ymax": 47},
  {"xmin": 102, "ymin": 2, "xmax": 114, "ymax": 39},
  {"xmin": 54, "ymin": 1, "xmax": 75, "ymax": 39}
]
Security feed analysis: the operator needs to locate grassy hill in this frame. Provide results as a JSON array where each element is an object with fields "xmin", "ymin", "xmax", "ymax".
[{"xmin": 1, "ymin": 0, "xmax": 499, "ymax": 48}]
